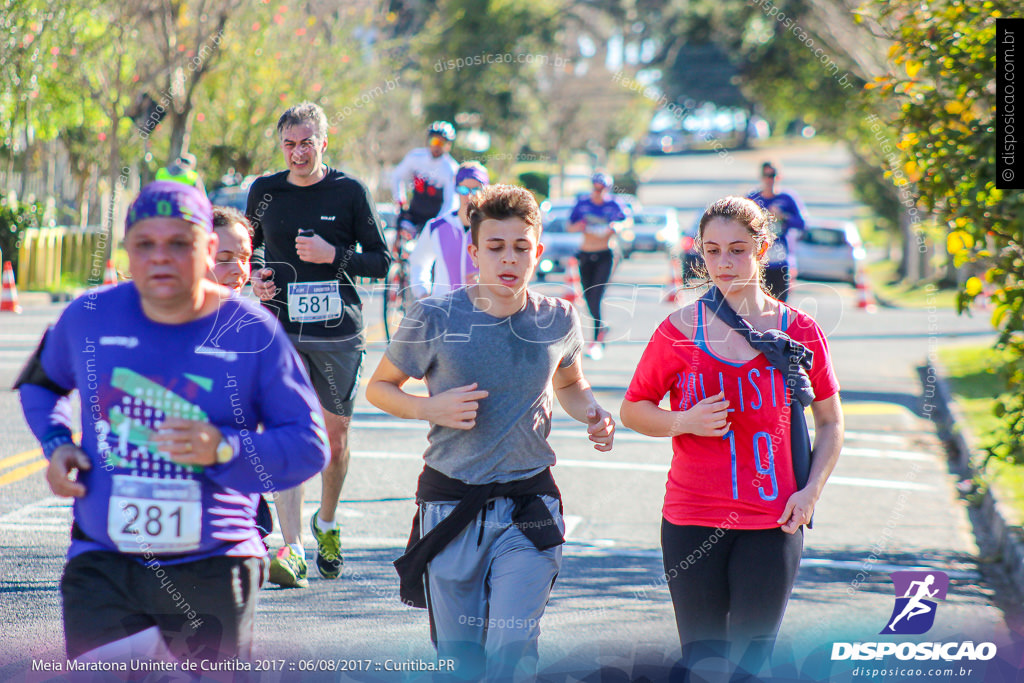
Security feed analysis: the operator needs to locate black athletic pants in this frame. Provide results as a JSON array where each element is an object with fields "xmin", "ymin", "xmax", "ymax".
[
  {"xmin": 661, "ymin": 520, "xmax": 803, "ymax": 674},
  {"xmin": 577, "ymin": 249, "xmax": 614, "ymax": 341}
]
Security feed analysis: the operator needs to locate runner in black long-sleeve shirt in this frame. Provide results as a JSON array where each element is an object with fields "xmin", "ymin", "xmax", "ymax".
[{"xmin": 245, "ymin": 101, "xmax": 391, "ymax": 588}]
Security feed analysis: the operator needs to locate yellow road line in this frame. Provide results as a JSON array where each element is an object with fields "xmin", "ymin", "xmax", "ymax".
[
  {"xmin": 0, "ymin": 433, "xmax": 81, "ymax": 488},
  {"xmin": 0, "ymin": 449, "xmax": 43, "ymax": 471},
  {"xmin": 0, "ymin": 459, "xmax": 46, "ymax": 487},
  {"xmin": 841, "ymin": 403, "xmax": 910, "ymax": 416}
]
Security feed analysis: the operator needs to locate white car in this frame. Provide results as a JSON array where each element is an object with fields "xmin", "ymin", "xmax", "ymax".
[
  {"xmin": 620, "ymin": 205, "xmax": 680, "ymax": 257},
  {"xmin": 794, "ymin": 221, "xmax": 866, "ymax": 284}
]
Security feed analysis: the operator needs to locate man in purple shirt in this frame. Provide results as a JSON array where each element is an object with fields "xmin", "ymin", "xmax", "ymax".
[{"xmin": 16, "ymin": 181, "xmax": 329, "ymax": 666}]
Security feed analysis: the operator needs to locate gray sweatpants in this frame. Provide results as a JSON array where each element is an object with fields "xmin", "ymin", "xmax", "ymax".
[{"xmin": 421, "ymin": 495, "xmax": 563, "ymax": 682}]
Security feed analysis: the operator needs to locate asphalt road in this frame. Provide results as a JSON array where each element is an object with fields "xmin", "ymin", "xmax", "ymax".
[{"xmin": 0, "ymin": 141, "xmax": 1017, "ymax": 682}]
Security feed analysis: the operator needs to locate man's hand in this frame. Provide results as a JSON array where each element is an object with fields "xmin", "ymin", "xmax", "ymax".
[
  {"xmin": 296, "ymin": 234, "xmax": 337, "ymax": 264},
  {"xmin": 252, "ymin": 268, "xmax": 277, "ymax": 300},
  {"xmin": 586, "ymin": 405, "xmax": 615, "ymax": 451},
  {"xmin": 152, "ymin": 418, "xmax": 223, "ymax": 467},
  {"xmin": 47, "ymin": 444, "xmax": 91, "ymax": 498},
  {"xmin": 422, "ymin": 383, "xmax": 489, "ymax": 430}
]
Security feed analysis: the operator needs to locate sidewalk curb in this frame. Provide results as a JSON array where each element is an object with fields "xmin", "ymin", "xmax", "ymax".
[{"xmin": 926, "ymin": 358, "xmax": 1024, "ymax": 599}]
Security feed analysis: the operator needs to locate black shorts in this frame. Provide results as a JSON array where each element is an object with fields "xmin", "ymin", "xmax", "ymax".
[
  {"xmin": 288, "ymin": 335, "xmax": 364, "ymax": 417},
  {"xmin": 61, "ymin": 551, "xmax": 265, "ymax": 662}
]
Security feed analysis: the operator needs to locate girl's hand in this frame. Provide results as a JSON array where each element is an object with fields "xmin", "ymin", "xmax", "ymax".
[
  {"xmin": 674, "ymin": 392, "xmax": 730, "ymax": 437},
  {"xmin": 778, "ymin": 488, "xmax": 817, "ymax": 533}
]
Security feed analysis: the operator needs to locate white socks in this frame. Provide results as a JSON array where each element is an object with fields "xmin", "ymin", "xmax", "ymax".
[{"xmin": 317, "ymin": 516, "xmax": 336, "ymax": 532}]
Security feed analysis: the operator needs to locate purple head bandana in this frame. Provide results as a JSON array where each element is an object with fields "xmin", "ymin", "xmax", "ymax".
[
  {"xmin": 125, "ymin": 181, "xmax": 213, "ymax": 233},
  {"xmin": 456, "ymin": 163, "xmax": 490, "ymax": 186}
]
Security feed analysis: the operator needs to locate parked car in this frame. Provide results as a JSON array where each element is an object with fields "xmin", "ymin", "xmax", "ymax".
[
  {"xmin": 678, "ymin": 214, "xmax": 704, "ymax": 282},
  {"xmin": 620, "ymin": 205, "xmax": 680, "ymax": 257},
  {"xmin": 641, "ymin": 129, "xmax": 689, "ymax": 155},
  {"xmin": 536, "ymin": 200, "xmax": 580, "ymax": 280},
  {"xmin": 208, "ymin": 178, "xmax": 256, "ymax": 212},
  {"xmin": 793, "ymin": 221, "xmax": 866, "ymax": 284}
]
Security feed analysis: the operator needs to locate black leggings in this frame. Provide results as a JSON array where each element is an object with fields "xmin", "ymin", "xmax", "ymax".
[
  {"xmin": 577, "ymin": 249, "xmax": 614, "ymax": 340},
  {"xmin": 661, "ymin": 520, "xmax": 802, "ymax": 667}
]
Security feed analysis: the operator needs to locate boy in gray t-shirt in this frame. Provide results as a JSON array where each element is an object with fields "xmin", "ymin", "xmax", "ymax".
[{"xmin": 367, "ymin": 185, "xmax": 615, "ymax": 681}]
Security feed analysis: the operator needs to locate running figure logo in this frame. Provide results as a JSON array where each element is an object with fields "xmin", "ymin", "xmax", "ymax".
[{"xmin": 880, "ymin": 571, "xmax": 949, "ymax": 635}]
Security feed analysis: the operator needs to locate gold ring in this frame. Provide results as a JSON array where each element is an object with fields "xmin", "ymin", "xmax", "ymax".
[{"xmin": 185, "ymin": 442, "xmax": 192, "ymax": 453}]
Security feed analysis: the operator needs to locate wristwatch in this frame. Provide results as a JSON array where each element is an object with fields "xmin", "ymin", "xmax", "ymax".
[{"xmin": 215, "ymin": 438, "xmax": 234, "ymax": 465}]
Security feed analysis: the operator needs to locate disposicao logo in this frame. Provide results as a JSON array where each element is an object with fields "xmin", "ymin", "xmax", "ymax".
[
  {"xmin": 881, "ymin": 570, "xmax": 948, "ymax": 635},
  {"xmin": 831, "ymin": 569, "xmax": 997, "ymax": 663}
]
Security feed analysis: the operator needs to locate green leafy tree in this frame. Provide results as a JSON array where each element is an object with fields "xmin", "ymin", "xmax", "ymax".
[
  {"xmin": 414, "ymin": 0, "xmax": 564, "ymax": 158},
  {"xmin": 132, "ymin": 0, "xmax": 245, "ymax": 165},
  {"xmin": 189, "ymin": 3, "xmax": 411, "ymax": 193},
  {"xmin": 869, "ymin": 0, "xmax": 1024, "ymax": 462}
]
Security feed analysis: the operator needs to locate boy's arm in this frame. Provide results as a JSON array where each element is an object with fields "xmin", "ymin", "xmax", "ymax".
[
  {"xmin": 552, "ymin": 357, "xmax": 614, "ymax": 451},
  {"xmin": 366, "ymin": 355, "xmax": 489, "ymax": 430}
]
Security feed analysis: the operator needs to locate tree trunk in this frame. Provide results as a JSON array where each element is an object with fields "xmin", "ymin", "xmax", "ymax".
[
  {"xmin": 898, "ymin": 208, "xmax": 919, "ymax": 282},
  {"xmin": 106, "ymin": 118, "xmax": 122, "ymax": 259},
  {"xmin": 167, "ymin": 105, "xmax": 192, "ymax": 164}
]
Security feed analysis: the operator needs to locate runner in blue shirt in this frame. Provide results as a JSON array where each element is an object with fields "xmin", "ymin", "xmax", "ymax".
[
  {"xmin": 16, "ymin": 181, "xmax": 329, "ymax": 666},
  {"xmin": 746, "ymin": 162, "xmax": 807, "ymax": 302},
  {"xmin": 568, "ymin": 172, "xmax": 627, "ymax": 360}
]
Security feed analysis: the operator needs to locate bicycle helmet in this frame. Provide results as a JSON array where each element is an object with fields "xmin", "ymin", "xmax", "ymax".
[{"xmin": 427, "ymin": 121, "xmax": 456, "ymax": 142}]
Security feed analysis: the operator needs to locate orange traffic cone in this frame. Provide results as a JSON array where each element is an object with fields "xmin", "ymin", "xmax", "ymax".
[
  {"xmin": 103, "ymin": 260, "xmax": 118, "ymax": 286},
  {"xmin": 662, "ymin": 255, "xmax": 685, "ymax": 305},
  {"xmin": 562, "ymin": 257, "xmax": 582, "ymax": 306},
  {"xmin": 1, "ymin": 261, "xmax": 23, "ymax": 314},
  {"xmin": 854, "ymin": 265, "xmax": 877, "ymax": 313}
]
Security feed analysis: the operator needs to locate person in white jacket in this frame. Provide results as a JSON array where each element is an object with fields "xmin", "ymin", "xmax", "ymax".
[
  {"xmin": 391, "ymin": 121, "xmax": 459, "ymax": 235},
  {"xmin": 408, "ymin": 162, "xmax": 489, "ymax": 299}
]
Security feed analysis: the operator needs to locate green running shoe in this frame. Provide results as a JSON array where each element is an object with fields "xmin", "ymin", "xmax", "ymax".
[
  {"xmin": 268, "ymin": 546, "xmax": 308, "ymax": 588},
  {"xmin": 310, "ymin": 509, "xmax": 343, "ymax": 579}
]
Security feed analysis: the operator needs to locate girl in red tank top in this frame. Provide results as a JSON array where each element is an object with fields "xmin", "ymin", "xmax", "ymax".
[{"xmin": 621, "ymin": 196, "xmax": 844, "ymax": 674}]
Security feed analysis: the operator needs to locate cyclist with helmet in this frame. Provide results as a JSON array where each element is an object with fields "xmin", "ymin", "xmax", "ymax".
[
  {"xmin": 155, "ymin": 152, "xmax": 207, "ymax": 195},
  {"xmin": 391, "ymin": 121, "xmax": 459, "ymax": 237},
  {"xmin": 568, "ymin": 171, "xmax": 627, "ymax": 360}
]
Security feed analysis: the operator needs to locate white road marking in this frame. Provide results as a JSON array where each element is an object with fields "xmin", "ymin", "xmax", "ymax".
[
  {"xmin": 840, "ymin": 447, "xmax": 934, "ymax": 461},
  {"xmin": 562, "ymin": 514, "xmax": 583, "ymax": 538},
  {"xmin": 0, "ymin": 496, "xmax": 72, "ymax": 533},
  {"xmin": 354, "ymin": 419, "xmax": 661, "ymax": 443},
  {"xmin": 820, "ymin": 430, "xmax": 912, "ymax": 445},
  {"xmin": 828, "ymin": 476, "xmax": 934, "ymax": 491},
  {"xmin": 799, "ymin": 557, "xmax": 981, "ymax": 579}
]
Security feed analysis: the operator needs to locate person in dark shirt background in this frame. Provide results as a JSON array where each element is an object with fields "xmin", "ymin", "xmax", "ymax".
[
  {"xmin": 746, "ymin": 162, "xmax": 806, "ymax": 302},
  {"xmin": 246, "ymin": 101, "xmax": 390, "ymax": 589}
]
